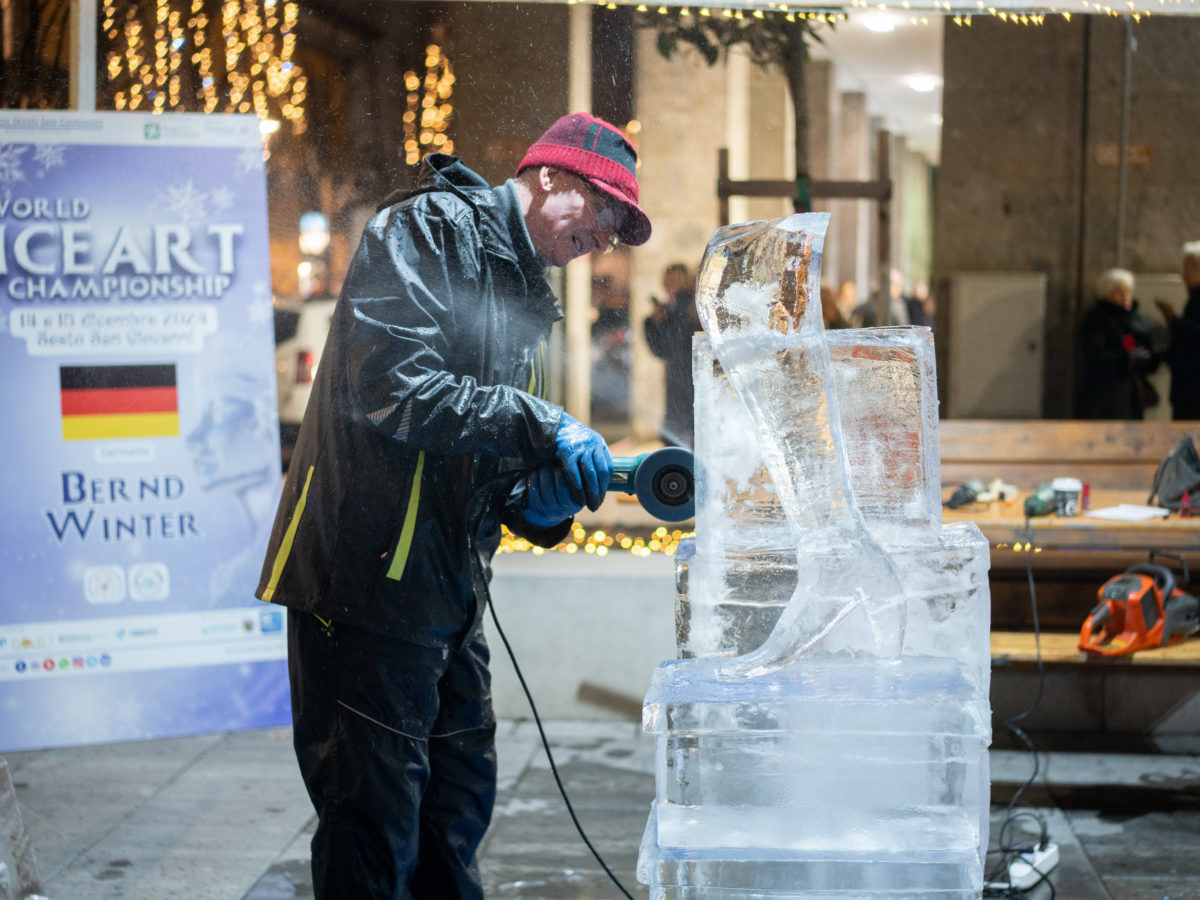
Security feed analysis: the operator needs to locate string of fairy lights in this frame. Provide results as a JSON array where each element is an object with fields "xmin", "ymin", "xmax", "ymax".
[
  {"xmin": 96, "ymin": 0, "xmax": 1189, "ymax": 139},
  {"xmin": 499, "ymin": 523, "xmax": 692, "ymax": 557},
  {"xmin": 497, "ymin": 518, "xmax": 1046, "ymax": 558},
  {"xmin": 628, "ymin": 1, "xmax": 848, "ymax": 21},
  {"xmin": 100, "ymin": 2, "xmax": 457, "ymax": 152},
  {"xmin": 402, "ymin": 44, "xmax": 456, "ymax": 167},
  {"xmin": 497, "ymin": 525, "xmax": 1042, "ymax": 558},
  {"xmin": 583, "ymin": 0, "xmax": 1196, "ymax": 23},
  {"xmin": 101, "ymin": 0, "xmax": 307, "ymax": 131}
]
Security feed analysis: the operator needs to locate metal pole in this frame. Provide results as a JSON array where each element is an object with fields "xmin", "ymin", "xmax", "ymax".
[
  {"xmin": 1116, "ymin": 17, "xmax": 1135, "ymax": 268},
  {"xmin": 565, "ymin": 2, "xmax": 593, "ymax": 424},
  {"xmin": 69, "ymin": 0, "xmax": 97, "ymax": 112},
  {"xmin": 718, "ymin": 148, "xmax": 730, "ymax": 227},
  {"xmin": 874, "ymin": 130, "xmax": 891, "ymax": 328}
]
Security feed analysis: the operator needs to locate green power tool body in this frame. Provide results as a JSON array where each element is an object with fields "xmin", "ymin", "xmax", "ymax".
[{"xmin": 1023, "ymin": 483, "xmax": 1056, "ymax": 518}]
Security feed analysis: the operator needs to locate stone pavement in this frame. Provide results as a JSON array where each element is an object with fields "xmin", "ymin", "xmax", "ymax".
[{"xmin": 4, "ymin": 719, "xmax": 1200, "ymax": 899}]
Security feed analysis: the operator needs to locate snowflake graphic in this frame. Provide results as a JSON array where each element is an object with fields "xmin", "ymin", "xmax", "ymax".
[
  {"xmin": 33, "ymin": 144, "xmax": 66, "ymax": 176},
  {"xmin": 237, "ymin": 145, "xmax": 265, "ymax": 174},
  {"xmin": 210, "ymin": 185, "xmax": 236, "ymax": 213},
  {"xmin": 0, "ymin": 144, "xmax": 29, "ymax": 185},
  {"xmin": 161, "ymin": 180, "xmax": 208, "ymax": 226}
]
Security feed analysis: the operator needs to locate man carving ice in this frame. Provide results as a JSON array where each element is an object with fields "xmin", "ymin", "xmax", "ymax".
[{"xmin": 256, "ymin": 112, "xmax": 651, "ymax": 898}]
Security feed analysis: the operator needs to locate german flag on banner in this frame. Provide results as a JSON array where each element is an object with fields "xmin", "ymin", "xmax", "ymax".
[{"xmin": 60, "ymin": 365, "xmax": 179, "ymax": 441}]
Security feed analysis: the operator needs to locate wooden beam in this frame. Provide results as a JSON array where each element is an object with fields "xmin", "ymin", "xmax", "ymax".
[
  {"xmin": 715, "ymin": 140, "xmax": 895, "ymax": 326},
  {"xmin": 718, "ymin": 176, "xmax": 891, "ymax": 203},
  {"xmin": 718, "ymin": 147, "xmax": 730, "ymax": 227}
]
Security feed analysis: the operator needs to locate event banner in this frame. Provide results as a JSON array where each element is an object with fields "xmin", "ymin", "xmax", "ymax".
[{"xmin": 0, "ymin": 112, "xmax": 289, "ymax": 751}]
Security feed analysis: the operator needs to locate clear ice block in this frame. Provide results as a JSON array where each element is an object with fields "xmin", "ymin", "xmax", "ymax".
[
  {"xmin": 638, "ymin": 658, "xmax": 989, "ymax": 894},
  {"xmin": 641, "ymin": 213, "xmax": 992, "ymax": 899},
  {"xmin": 682, "ymin": 327, "xmax": 985, "ymax": 670},
  {"xmin": 829, "ymin": 328, "xmax": 941, "ymax": 539}
]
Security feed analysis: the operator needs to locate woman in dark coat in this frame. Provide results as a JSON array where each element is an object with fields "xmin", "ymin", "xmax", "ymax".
[{"xmin": 1077, "ymin": 268, "xmax": 1160, "ymax": 419}]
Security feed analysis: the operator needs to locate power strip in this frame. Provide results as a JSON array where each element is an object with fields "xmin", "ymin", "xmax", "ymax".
[{"xmin": 985, "ymin": 843, "xmax": 1060, "ymax": 892}]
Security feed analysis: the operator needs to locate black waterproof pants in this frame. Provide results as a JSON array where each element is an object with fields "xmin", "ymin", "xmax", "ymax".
[{"xmin": 288, "ymin": 609, "xmax": 497, "ymax": 899}]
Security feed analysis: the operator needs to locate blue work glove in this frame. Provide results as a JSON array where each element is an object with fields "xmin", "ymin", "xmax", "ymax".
[
  {"xmin": 522, "ymin": 462, "xmax": 582, "ymax": 527},
  {"xmin": 554, "ymin": 411, "xmax": 613, "ymax": 512}
]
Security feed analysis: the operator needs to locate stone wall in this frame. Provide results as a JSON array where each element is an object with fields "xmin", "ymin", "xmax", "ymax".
[
  {"xmin": 935, "ymin": 16, "xmax": 1200, "ymax": 417},
  {"xmin": 445, "ymin": 1, "xmax": 570, "ymax": 186},
  {"xmin": 630, "ymin": 30, "xmax": 730, "ymax": 440}
]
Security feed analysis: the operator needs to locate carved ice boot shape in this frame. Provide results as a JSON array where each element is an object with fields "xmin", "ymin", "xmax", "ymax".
[{"xmin": 694, "ymin": 214, "xmax": 907, "ymax": 677}]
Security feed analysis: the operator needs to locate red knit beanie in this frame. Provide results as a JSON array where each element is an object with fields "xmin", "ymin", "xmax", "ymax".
[{"xmin": 517, "ymin": 112, "xmax": 651, "ymax": 247}]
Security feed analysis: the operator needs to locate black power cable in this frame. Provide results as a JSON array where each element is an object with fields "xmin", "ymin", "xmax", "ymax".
[
  {"xmin": 983, "ymin": 516, "xmax": 1056, "ymax": 898},
  {"xmin": 463, "ymin": 462, "xmax": 636, "ymax": 898},
  {"xmin": 487, "ymin": 594, "xmax": 637, "ymax": 900},
  {"xmin": 451, "ymin": 462, "xmax": 638, "ymax": 900}
]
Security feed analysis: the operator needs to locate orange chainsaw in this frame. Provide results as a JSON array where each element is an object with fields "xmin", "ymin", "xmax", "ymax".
[{"xmin": 1079, "ymin": 552, "xmax": 1200, "ymax": 657}]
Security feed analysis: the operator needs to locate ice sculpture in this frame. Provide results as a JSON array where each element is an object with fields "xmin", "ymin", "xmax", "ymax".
[
  {"xmin": 693, "ymin": 215, "xmax": 910, "ymax": 675},
  {"xmin": 638, "ymin": 213, "xmax": 992, "ymax": 898}
]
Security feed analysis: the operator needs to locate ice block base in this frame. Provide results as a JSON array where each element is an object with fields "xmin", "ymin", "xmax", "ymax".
[
  {"xmin": 639, "ymin": 656, "xmax": 989, "ymax": 896},
  {"xmin": 639, "ymin": 807, "xmax": 984, "ymax": 898}
]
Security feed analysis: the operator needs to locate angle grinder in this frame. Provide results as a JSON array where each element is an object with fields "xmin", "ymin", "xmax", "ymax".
[{"xmin": 609, "ymin": 447, "xmax": 695, "ymax": 522}]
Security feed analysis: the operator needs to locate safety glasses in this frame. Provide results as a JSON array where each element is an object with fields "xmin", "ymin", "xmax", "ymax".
[{"xmin": 581, "ymin": 179, "xmax": 626, "ymax": 254}]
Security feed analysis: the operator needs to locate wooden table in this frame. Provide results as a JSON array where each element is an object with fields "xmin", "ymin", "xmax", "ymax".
[
  {"xmin": 941, "ymin": 489, "xmax": 1200, "ymax": 553},
  {"xmin": 942, "ymin": 488, "xmax": 1200, "ymax": 630},
  {"xmin": 991, "ymin": 631, "xmax": 1200, "ymax": 669}
]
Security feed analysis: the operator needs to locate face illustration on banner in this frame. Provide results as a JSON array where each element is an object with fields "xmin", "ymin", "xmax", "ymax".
[
  {"xmin": 186, "ymin": 335, "xmax": 277, "ymax": 494},
  {"xmin": 185, "ymin": 332, "xmax": 279, "ymax": 605}
]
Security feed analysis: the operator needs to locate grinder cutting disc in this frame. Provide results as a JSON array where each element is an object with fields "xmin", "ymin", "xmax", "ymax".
[{"xmin": 632, "ymin": 447, "xmax": 695, "ymax": 522}]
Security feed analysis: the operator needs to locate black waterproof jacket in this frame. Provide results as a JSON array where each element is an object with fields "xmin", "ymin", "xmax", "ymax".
[
  {"xmin": 1168, "ymin": 286, "xmax": 1200, "ymax": 419},
  {"xmin": 1077, "ymin": 297, "xmax": 1159, "ymax": 420},
  {"xmin": 257, "ymin": 155, "xmax": 571, "ymax": 645},
  {"xmin": 644, "ymin": 290, "xmax": 699, "ymax": 449}
]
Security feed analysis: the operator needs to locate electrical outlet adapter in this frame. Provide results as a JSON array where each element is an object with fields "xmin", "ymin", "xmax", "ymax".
[{"xmin": 1008, "ymin": 842, "xmax": 1060, "ymax": 891}]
